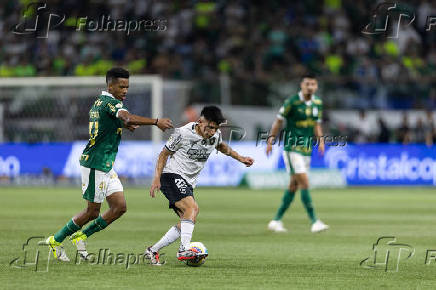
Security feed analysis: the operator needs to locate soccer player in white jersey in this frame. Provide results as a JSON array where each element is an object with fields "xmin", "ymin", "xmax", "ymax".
[{"xmin": 146, "ymin": 106, "xmax": 254, "ymax": 265}]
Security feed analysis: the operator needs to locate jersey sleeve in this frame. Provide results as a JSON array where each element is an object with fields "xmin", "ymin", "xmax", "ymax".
[
  {"xmin": 165, "ymin": 129, "xmax": 183, "ymax": 152},
  {"xmin": 105, "ymin": 100, "xmax": 128, "ymax": 118},
  {"xmin": 277, "ymin": 99, "xmax": 292, "ymax": 120}
]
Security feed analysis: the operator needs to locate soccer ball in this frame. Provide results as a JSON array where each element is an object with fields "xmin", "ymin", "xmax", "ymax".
[{"xmin": 186, "ymin": 242, "xmax": 208, "ymax": 267}]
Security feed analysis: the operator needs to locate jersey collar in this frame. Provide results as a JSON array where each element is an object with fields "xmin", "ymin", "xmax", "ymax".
[
  {"xmin": 101, "ymin": 91, "xmax": 115, "ymax": 99},
  {"xmin": 298, "ymin": 91, "xmax": 313, "ymax": 105}
]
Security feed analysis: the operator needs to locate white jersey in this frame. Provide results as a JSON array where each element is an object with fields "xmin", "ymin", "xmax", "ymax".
[{"xmin": 163, "ymin": 122, "xmax": 222, "ymax": 187}]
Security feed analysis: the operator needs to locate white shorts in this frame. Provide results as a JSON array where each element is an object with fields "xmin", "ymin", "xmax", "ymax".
[
  {"xmin": 283, "ymin": 151, "xmax": 311, "ymax": 174},
  {"xmin": 81, "ymin": 166, "xmax": 123, "ymax": 203}
]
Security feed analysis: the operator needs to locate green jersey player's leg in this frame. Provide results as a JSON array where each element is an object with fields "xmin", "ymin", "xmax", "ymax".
[
  {"xmin": 268, "ymin": 151, "xmax": 329, "ymax": 233},
  {"xmin": 46, "ymin": 166, "xmax": 127, "ymax": 262},
  {"xmin": 266, "ymin": 74, "xmax": 329, "ymax": 233},
  {"xmin": 44, "ymin": 67, "xmax": 174, "ymax": 262}
]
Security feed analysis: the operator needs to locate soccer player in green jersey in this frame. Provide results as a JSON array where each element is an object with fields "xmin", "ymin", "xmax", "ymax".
[
  {"xmin": 266, "ymin": 74, "xmax": 329, "ymax": 233},
  {"xmin": 45, "ymin": 67, "xmax": 173, "ymax": 261}
]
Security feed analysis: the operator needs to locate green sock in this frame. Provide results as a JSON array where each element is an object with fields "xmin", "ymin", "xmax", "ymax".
[
  {"xmin": 301, "ymin": 189, "xmax": 317, "ymax": 224},
  {"xmin": 82, "ymin": 216, "xmax": 108, "ymax": 238},
  {"xmin": 273, "ymin": 190, "xmax": 295, "ymax": 220},
  {"xmin": 54, "ymin": 219, "xmax": 81, "ymax": 243}
]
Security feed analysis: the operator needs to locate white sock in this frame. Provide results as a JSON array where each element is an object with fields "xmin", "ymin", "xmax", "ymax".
[
  {"xmin": 150, "ymin": 225, "xmax": 180, "ymax": 252},
  {"xmin": 179, "ymin": 219, "xmax": 195, "ymax": 251}
]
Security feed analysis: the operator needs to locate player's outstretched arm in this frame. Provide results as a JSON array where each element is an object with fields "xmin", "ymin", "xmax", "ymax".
[
  {"xmin": 217, "ymin": 142, "xmax": 254, "ymax": 167},
  {"xmin": 118, "ymin": 110, "xmax": 173, "ymax": 131},
  {"xmin": 150, "ymin": 148, "xmax": 173, "ymax": 197},
  {"xmin": 266, "ymin": 118, "xmax": 283, "ymax": 156}
]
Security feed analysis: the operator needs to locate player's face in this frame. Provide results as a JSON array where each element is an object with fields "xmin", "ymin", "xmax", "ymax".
[
  {"xmin": 300, "ymin": 78, "xmax": 318, "ymax": 95},
  {"xmin": 197, "ymin": 117, "xmax": 219, "ymax": 139},
  {"xmin": 109, "ymin": 78, "xmax": 129, "ymax": 101}
]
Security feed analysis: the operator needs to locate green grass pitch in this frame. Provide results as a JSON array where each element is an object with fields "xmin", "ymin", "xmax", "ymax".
[{"xmin": 1, "ymin": 186, "xmax": 436, "ymax": 289}]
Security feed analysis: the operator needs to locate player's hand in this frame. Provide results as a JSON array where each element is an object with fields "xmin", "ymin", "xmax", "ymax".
[
  {"xmin": 156, "ymin": 118, "xmax": 173, "ymax": 131},
  {"xmin": 240, "ymin": 156, "xmax": 254, "ymax": 167},
  {"xmin": 318, "ymin": 142, "xmax": 325, "ymax": 156},
  {"xmin": 266, "ymin": 143, "xmax": 273, "ymax": 156},
  {"xmin": 126, "ymin": 125, "xmax": 139, "ymax": 132},
  {"xmin": 150, "ymin": 178, "xmax": 161, "ymax": 198}
]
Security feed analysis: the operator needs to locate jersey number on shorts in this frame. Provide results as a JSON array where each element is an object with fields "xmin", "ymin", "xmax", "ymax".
[{"xmin": 174, "ymin": 178, "xmax": 187, "ymax": 194}]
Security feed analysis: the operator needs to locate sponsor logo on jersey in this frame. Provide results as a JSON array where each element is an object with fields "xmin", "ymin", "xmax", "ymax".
[{"xmin": 187, "ymin": 144, "xmax": 211, "ymax": 162}]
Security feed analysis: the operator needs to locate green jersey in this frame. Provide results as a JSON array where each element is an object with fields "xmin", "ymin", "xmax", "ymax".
[
  {"xmin": 277, "ymin": 92, "xmax": 323, "ymax": 156},
  {"xmin": 79, "ymin": 91, "xmax": 128, "ymax": 172}
]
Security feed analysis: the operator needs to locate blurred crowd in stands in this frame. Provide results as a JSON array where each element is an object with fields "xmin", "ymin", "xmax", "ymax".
[
  {"xmin": 323, "ymin": 109, "xmax": 436, "ymax": 145},
  {"xmin": 1, "ymin": 0, "xmax": 435, "ymax": 109}
]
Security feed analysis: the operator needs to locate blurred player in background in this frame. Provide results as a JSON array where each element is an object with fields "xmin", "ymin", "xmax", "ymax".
[
  {"xmin": 45, "ymin": 67, "xmax": 173, "ymax": 261},
  {"xmin": 146, "ymin": 106, "xmax": 254, "ymax": 265},
  {"xmin": 266, "ymin": 74, "xmax": 329, "ymax": 233}
]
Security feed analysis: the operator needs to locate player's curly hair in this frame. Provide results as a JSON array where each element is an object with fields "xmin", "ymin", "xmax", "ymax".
[
  {"xmin": 201, "ymin": 106, "xmax": 226, "ymax": 125},
  {"xmin": 106, "ymin": 67, "xmax": 129, "ymax": 84}
]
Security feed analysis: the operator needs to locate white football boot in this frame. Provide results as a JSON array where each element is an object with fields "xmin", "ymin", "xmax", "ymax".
[
  {"xmin": 311, "ymin": 220, "xmax": 329, "ymax": 233},
  {"xmin": 145, "ymin": 247, "xmax": 163, "ymax": 266},
  {"xmin": 267, "ymin": 220, "xmax": 288, "ymax": 232}
]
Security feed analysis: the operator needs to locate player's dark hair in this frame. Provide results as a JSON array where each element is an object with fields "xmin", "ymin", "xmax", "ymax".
[
  {"xmin": 106, "ymin": 67, "xmax": 129, "ymax": 84},
  {"xmin": 302, "ymin": 73, "xmax": 317, "ymax": 81},
  {"xmin": 201, "ymin": 106, "xmax": 226, "ymax": 125}
]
